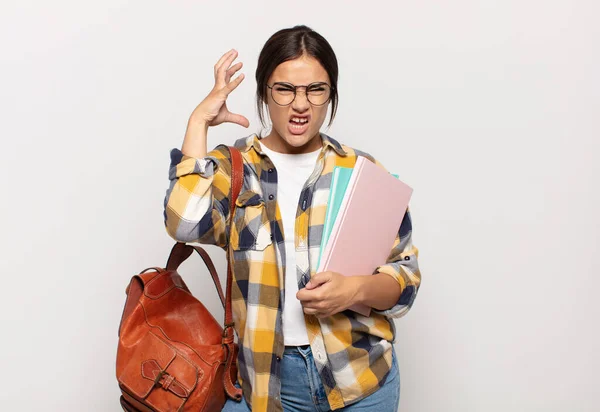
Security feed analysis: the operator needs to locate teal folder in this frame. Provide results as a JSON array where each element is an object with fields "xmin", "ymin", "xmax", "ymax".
[
  {"xmin": 317, "ymin": 167, "xmax": 352, "ymax": 270},
  {"xmin": 317, "ymin": 166, "xmax": 398, "ymax": 270}
]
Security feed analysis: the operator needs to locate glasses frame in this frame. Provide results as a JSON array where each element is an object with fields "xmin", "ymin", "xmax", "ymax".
[{"xmin": 266, "ymin": 81, "xmax": 334, "ymax": 106}]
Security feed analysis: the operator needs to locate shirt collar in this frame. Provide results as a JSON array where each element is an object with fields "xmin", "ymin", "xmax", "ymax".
[{"xmin": 237, "ymin": 132, "xmax": 348, "ymax": 157}]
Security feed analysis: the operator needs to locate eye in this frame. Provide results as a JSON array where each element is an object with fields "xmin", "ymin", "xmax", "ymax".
[{"xmin": 274, "ymin": 83, "xmax": 294, "ymax": 90}]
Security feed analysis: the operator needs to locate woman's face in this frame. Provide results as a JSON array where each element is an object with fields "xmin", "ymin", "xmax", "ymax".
[{"xmin": 263, "ymin": 54, "xmax": 331, "ymax": 154}]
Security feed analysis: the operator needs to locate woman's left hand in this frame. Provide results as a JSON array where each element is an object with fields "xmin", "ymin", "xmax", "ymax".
[{"xmin": 296, "ymin": 271, "xmax": 360, "ymax": 318}]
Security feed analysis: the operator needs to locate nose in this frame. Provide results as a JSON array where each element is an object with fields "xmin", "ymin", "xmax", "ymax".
[{"xmin": 292, "ymin": 89, "xmax": 310, "ymax": 111}]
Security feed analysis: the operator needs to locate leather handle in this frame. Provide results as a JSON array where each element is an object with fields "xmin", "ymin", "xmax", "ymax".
[{"xmin": 166, "ymin": 243, "xmax": 226, "ymax": 308}]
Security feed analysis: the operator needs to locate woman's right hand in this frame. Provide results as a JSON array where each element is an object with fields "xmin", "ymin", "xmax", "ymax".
[{"xmin": 189, "ymin": 49, "xmax": 249, "ymax": 128}]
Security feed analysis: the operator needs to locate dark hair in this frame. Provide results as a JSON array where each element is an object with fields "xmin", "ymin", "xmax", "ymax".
[{"xmin": 255, "ymin": 25, "xmax": 339, "ymax": 136}]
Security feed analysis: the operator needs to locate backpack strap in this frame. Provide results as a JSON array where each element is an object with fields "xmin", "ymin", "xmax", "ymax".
[{"xmin": 223, "ymin": 145, "xmax": 243, "ymax": 401}]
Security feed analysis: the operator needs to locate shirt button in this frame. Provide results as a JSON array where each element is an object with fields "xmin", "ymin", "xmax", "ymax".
[{"xmin": 268, "ymin": 194, "xmax": 274, "ymax": 200}]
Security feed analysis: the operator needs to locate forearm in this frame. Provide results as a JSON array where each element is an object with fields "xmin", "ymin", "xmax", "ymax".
[
  {"xmin": 181, "ymin": 117, "xmax": 209, "ymax": 158},
  {"xmin": 352, "ymin": 272, "xmax": 402, "ymax": 311}
]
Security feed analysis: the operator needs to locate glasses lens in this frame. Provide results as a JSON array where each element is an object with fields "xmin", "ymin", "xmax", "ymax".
[
  {"xmin": 271, "ymin": 84, "xmax": 296, "ymax": 105},
  {"xmin": 307, "ymin": 84, "xmax": 331, "ymax": 106}
]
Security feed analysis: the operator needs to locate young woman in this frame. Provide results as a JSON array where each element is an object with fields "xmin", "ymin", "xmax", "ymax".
[{"xmin": 164, "ymin": 25, "xmax": 421, "ymax": 412}]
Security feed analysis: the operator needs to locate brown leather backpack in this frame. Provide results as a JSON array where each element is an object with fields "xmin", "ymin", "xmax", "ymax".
[{"xmin": 116, "ymin": 146, "xmax": 244, "ymax": 411}]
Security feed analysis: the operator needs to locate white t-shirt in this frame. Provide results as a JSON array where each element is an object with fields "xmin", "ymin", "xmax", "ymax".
[{"xmin": 260, "ymin": 142, "xmax": 321, "ymax": 346}]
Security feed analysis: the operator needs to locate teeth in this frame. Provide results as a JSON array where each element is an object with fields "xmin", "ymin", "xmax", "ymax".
[{"xmin": 291, "ymin": 117, "xmax": 308, "ymax": 123}]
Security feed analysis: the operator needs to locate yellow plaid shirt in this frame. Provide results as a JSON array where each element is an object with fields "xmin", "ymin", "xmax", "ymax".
[{"xmin": 163, "ymin": 132, "xmax": 421, "ymax": 411}]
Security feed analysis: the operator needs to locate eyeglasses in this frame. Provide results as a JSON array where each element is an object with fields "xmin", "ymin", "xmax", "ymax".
[{"xmin": 266, "ymin": 82, "xmax": 333, "ymax": 106}]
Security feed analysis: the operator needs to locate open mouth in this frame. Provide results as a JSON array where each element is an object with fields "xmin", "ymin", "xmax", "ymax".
[{"xmin": 288, "ymin": 116, "xmax": 310, "ymax": 134}]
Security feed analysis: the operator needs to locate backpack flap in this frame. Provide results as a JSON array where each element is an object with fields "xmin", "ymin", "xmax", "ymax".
[{"xmin": 118, "ymin": 330, "xmax": 198, "ymax": 406}]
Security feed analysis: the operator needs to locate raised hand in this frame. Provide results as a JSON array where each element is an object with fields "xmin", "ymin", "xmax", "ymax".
[{"xmin": 189, "ymin": 49, "xmax": 249, "ymax": 128}]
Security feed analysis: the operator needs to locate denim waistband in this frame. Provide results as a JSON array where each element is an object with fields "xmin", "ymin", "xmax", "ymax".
[{"xmin": 283, "ymin": 344, "xmax": 311, "ymax": 355}]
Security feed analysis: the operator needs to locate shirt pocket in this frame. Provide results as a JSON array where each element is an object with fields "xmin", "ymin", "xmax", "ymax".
[{"xmin": 230, "ymin": 190, "xmax": 272, "ymax": 251}]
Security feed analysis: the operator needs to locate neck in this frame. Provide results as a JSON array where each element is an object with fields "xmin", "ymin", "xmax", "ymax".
[{"xmin": 260, "ymin": 131, "xmax": 322, "ymax": 154}]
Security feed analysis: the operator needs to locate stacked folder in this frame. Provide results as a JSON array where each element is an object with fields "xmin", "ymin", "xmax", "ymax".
[{"xmin": 316, "ymin": 156, "xmax": 413, "ymax": 316}]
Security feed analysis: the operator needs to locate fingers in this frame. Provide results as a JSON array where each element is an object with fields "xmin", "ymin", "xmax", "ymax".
[
  {"xmin": 306, "ymin": 272, "xmax": 331, "ymax": 289},
  {"xmin": 214, "ymin": 49, "xmax": 236, "ymax": 78},
  {"xmin": 303, "ymin": 307, "xmax": 319, "ymax": 316},
  {"xmin": 223, "ymin": 72, "xmax": 245, "ymax": 95},
  {"xmin": 304, "ymin": 280, "xmax": 317, "ymax": 290},
  {"xmin": 301, "ymin": 300, "xmax": 320, "ymax": 310},
  {"xmin": 214, "ymin": 49, "xmax": 240, "ymax": 87},
  {"xmin": 302, "ymin": 303, "xmax": 319, "ymax": 314},
  {"xmin": 304, "ymin": 280, "xmax": 320, "ymax": 290},
  {"xmin": 225, "ymin": 62, "xmax": 243, "ymax": 83},
  {"xmin": 297, "ymin": 285, "xmax": 325, "ymax": 303},
  {"xmin": 225, "ymin": 111, "xmax": 250, "ymax": 128},
  {"xmin": 214, "ymin": 49, "xmax": 235, "ymax": 72},
  {"xmin": 296, "ymin": 288, "xmax": 311, "ymax": 302},
  {"xmin": 303, "ymin": 306, "xmax": 329, "ymax": 318},
  {"xmin": 299, "ymin": 294, "xmax": 336, "ymax": 317},
  {"xmin": 211, "ymin": 49, "xmax": 247, "ymax": 127}
]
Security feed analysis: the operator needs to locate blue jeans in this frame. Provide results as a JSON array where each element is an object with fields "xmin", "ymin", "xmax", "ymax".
[{"xmin": 222, "ymin": 345, "xmax": 400, "ymax": 411}]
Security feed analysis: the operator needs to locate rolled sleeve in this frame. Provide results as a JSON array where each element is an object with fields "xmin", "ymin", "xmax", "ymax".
[
  {"xmin": 168, "ymin": 148, "xmax": 219, "ymax": 179},
  {"xmin": 163, "ymin": 146, "xmax": 232, "ymax": 248},
  {"xmin": 372, "ymin": 206, "xmax": 421, "ymax": 318}
]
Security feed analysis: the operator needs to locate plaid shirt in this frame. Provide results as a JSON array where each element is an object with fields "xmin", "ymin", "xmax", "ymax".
[{"xmin": 163, "ymin": 132, "xmax": 421, "ymax": 411}]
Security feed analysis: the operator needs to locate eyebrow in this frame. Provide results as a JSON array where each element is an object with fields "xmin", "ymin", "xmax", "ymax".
[{"xmin": 274, "ymin": 81, "xmax": 328, "ymax": 86}]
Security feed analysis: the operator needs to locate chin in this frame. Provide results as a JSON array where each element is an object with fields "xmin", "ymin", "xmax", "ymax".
[
  {"xmin": 284, "ymin": 135, "xmax": 311, "ymax": 147},
  {"xmin": 281, "ymin": 129, "xmax": 318, "ymax": 146}
]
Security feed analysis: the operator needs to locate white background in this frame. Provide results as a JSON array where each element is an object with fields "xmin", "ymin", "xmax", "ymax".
[{"xmin": 0, "ymin": 1, "xmax": 598, "ymax": 411}]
